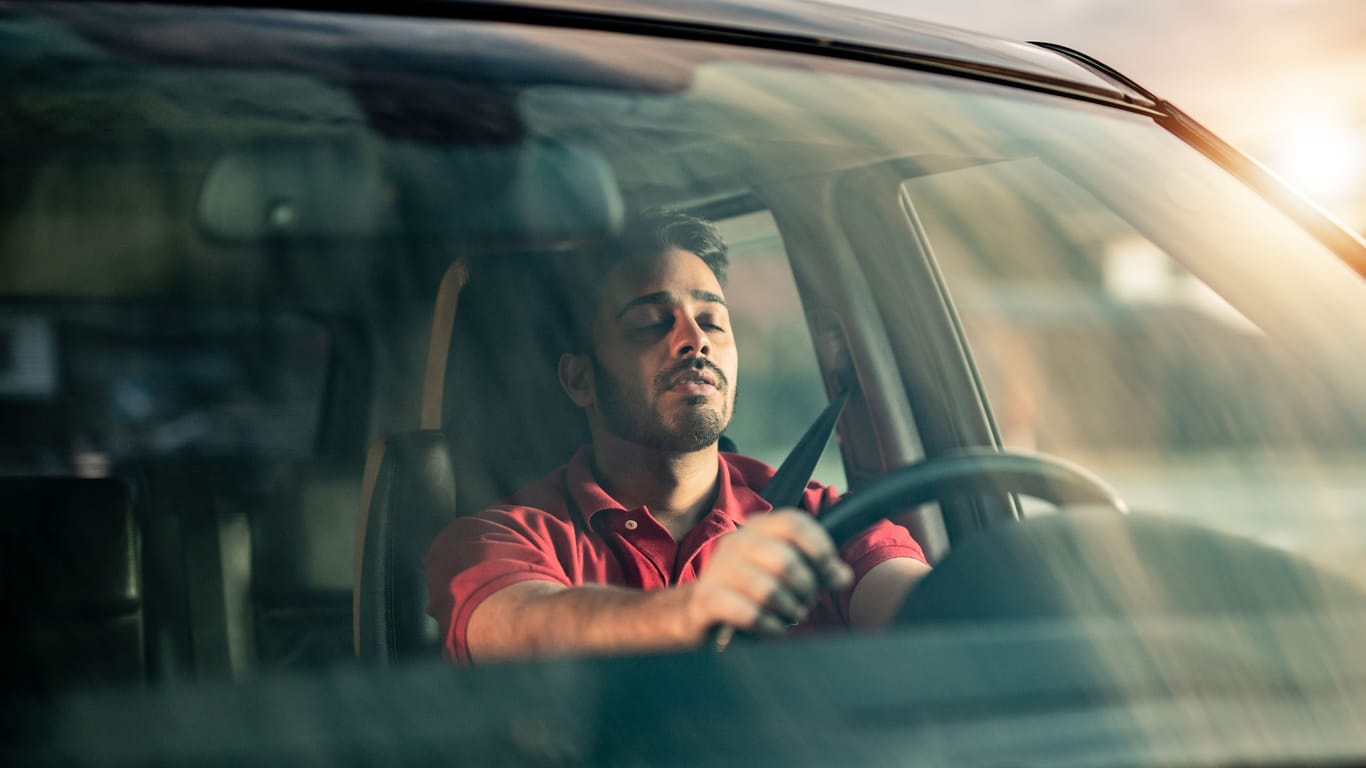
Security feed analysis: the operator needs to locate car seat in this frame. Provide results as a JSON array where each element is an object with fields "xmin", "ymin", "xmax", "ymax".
[
  {"xmin": 2, "ymin": 477, "xmax": 145, "ymax": 689},
  {"xmin": 353, "ymin": 254, "xmax": 592, "ymax": 663}
]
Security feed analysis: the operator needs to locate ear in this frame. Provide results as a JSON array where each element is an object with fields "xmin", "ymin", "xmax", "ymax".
[{"xmin": 558, "ymin": 352, "xmax": 595, "ymax": 408}]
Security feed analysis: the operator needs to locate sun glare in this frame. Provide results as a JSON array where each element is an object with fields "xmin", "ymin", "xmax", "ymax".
[{"xmin": 1266, "ymin": 112, "xmax": 1364, "ymax": 203}]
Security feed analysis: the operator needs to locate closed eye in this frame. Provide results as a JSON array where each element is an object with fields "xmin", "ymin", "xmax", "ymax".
[
  {"xmin": 697, "ymin": 311, "xmax": 729, "ymax": 333},
  {"xmin": 632, "ymin": 318, "xmax": 673, "ymax": 334}
]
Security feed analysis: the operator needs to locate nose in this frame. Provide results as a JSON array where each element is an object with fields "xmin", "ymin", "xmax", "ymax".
[{"xmin": 672, "ymin": 315, "xmax": 710, "ymax": 359}]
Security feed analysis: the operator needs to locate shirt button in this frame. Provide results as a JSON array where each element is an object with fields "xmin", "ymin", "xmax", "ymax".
[{"xmin": 624, "ymin": 519, "xmax": 639, "ymax": 531}]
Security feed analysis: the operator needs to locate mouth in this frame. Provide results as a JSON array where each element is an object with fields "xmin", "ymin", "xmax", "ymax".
[{"xmin": 667, "ymin": 370, "xmax": 720, "ymax": 396}]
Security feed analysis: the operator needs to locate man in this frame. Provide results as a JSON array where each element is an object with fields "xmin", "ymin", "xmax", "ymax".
[{"xmin": 425, "ymin": 210, "xmax": 930, "ymax": 663}]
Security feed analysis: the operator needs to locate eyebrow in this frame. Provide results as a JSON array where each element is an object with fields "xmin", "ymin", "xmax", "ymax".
[{"xmin": 614, "ymin": 290, "xmax": 727, "ymax": 319}]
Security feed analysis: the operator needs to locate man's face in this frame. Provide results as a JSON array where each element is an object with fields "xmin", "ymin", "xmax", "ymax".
[{"xmin": 582, "ymin": 248, "xmax": 738, "ymax": 452}]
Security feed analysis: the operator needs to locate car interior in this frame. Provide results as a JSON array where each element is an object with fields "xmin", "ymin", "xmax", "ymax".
[
  {"xmin": 6, "ymin": 5, "xmax": 1366, "ymax": 722},
  {"xmin": 0, "ymin": 7, "xmax": 895, "ymax": 689}
]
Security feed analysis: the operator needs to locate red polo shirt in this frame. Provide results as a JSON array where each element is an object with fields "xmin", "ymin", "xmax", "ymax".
[{"xmin": 425, "ymin": 447, "xmax": 927, "ymax": 662}]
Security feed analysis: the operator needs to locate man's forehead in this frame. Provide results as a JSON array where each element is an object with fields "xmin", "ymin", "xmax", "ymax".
[{"xmin": 600, "ymin": 248, "xmax": 726, "ymax": 314}]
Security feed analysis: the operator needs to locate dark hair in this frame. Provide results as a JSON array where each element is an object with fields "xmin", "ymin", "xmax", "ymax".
[
  {"xmin": 622, "ymin": 208, "xmax": 728, "ymax": 286},
  {"xmin": 558, "ymin": 209, "xmax": 728, "ymax": 353}
]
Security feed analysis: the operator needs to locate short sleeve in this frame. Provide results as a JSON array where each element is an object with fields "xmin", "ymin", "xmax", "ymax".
[
  {"xmin": 802, "ymin": 481, "xmax": 927, "ymax": 625},
  {"xmin": 423, "ymin": 508, "xmax": 574, "ymax": 663}
]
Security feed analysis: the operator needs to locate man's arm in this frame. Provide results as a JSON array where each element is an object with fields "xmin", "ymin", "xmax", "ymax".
[
  {"xmin": 466, "ymin": 580, "xmax": 695, "ymax": 661},
  {"xmin": 848, "ymin": 557, "xmax": 931, "ymax": 630},
  {"xmin": 465, "ymin": 510, "xmax": 853, "ymax": 662}
]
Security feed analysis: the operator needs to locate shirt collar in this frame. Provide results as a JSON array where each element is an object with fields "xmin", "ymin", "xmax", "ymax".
[
  {"xmin": 566, "ymin": 445, "xmax": 774, "ymax": 523},
  {"xmin": 566, "ymin": 445, "xmax": 628, "ymax": 521},
  {"xmin": 713, "ymin": 452, "xmax": 773, "ymax": 520}
]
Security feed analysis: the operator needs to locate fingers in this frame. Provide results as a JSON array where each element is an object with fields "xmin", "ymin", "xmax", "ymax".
[
  {"xmin": 745, "ymin": 536, "xmax": 820, "ymax": 605},
  {"xmin": 737, "ymin": 568, "xmax": 808, "ymax": 625},
  {"xmin": 702, "ymin": 586, "xmax": 793, "ymax": 637},
  {"xmin": 690, "ymin": 543, "xmax": 815, "ymax": 635},
  {"xmin": 688, "ymin": 509, "xmax": 856, "ymax": 640},
  {"xmin": 750, "ymin": 509, "xmax": 853, "ymax": 590},
  {"xmin": 704, "ymin": 561, "xmax": 808, "ymax": 627}
]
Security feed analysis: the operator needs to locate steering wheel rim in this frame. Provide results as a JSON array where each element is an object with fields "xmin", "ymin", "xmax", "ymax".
[{"xmin": 820, "ymin": 448, "xmax": 1128, "ymax": 548}]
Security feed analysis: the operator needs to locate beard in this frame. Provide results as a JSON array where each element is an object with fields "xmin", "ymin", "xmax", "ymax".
[{"xmin": 593, "ymin": 357, "xmax": 734, "ymax": 452}]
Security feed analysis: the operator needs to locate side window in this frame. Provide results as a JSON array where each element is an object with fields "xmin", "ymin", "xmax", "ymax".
[
  {"xmin": 903, "ymin": 160, "xmax": 1366, "ymax": 565},
  {"xmin": 713, "ymin": 211, "xmax": 847, "ymax": 491}
]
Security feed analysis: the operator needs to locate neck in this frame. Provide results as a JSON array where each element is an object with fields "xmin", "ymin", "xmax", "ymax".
[{"xmin": 590, "ymin": 430, "xmax": 720, "ymax": 535}]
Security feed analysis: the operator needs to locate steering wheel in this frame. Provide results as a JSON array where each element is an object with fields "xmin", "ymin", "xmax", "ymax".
[
  {"xmin": 820, "ymin": 450, "xmax": 1366, "ymax": 629},
  {"xmin": 819, "ymin": 448, "xmax": 1128, "ymax": 549},
  {"xmin": 711, "ymin": 449, "xmax": 1126, "ymax": 650}
]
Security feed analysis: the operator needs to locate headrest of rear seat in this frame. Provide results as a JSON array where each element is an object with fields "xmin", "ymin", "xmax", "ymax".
[
  {"xmin": 1, "ymin": 478, "xmax": 140, "ymax": 616},
  {"xmin": 253, "ymin": 462, "xmax": 363, "ymax": 603}
]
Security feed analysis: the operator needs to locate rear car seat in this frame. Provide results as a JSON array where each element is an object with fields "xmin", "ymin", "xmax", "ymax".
[
  {"xmin": 1, "ymin": 477, "xmax": 144, "ymax": 690},
  {"xmin": 137, "ymin": 459, "xmax": 364, "ymax": 679},
  {"xmin": 252, "ymin": 460, "xmax": 363, "ymax": 671}
]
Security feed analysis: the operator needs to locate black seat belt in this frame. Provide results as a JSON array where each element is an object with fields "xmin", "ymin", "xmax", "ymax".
[
  {"xmin": 713, "ymin": 388, "xmax": 851, "ymax": 651},
  {"xmin": 760, "ymin": 389, "xmax": 850, "ymax": 508}
]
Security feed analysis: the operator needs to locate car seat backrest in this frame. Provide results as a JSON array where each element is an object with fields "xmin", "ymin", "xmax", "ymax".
[
  {"xmin": 354, "ymin": 252, "xmax": 593, "ymax": 664},
  {"xmin": 1, "ymin": 477, "xmax": 144, "ymax": 689},
  {"xmin": 353, "ymin": 430, "xmax": 456, "ymax": 662},
  {"xmin": 440, "ymin": 253, "xmax": 591, "ymax": 516},
  {"xmin": 253, "ymin": 460, "xmax": 363, "ymax": 670}
]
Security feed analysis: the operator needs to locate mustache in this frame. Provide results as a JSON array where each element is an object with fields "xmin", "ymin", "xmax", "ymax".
[{"xmin": 656, "ymin": 358, "xmax": 729, "ymax": 393}]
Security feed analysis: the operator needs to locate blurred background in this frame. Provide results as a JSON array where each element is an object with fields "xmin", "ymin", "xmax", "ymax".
[{"xmin": 829, "ymin": 0, "xmax": 1366, "ymax": 234}]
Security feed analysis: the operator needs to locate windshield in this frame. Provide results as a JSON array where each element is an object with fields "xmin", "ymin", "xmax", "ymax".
[{"xmin": 6, "ymin": 2, "xmax": 1366, "ymax": 764}]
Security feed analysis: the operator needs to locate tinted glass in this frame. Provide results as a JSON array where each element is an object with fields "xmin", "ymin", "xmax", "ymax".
[{"xmin": 5, "ymin": 1, "xmax": 1366, "ymax": 704}]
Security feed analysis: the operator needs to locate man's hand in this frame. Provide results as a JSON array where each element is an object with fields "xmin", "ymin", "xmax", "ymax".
[{"xmin": 682, "ymin": 509, "xmax": 853, "ymax": 637}]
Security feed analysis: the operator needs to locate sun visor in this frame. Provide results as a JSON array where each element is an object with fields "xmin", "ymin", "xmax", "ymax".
[{"xmin": 198, "ymin": 137, "xmax": 623, "ymax": 249}]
